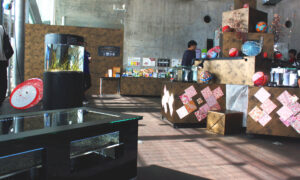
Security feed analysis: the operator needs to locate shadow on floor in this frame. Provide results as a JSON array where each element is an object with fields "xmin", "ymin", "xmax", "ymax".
[{"xmin": 138, "ymin": 165, "xmax": 209, "ymax": 180}]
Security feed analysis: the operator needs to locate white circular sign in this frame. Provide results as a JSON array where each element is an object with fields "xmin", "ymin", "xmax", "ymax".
[{"xmin": 10, "ymin": 85, "xmax": 38, "ymax": 109}]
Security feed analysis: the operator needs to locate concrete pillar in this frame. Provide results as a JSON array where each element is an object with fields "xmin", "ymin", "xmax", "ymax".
[
  {"xmin": 14, "ymin": 0, "xmax": 26, "ymax": 86},
  {"xmin": 0, "ymin": 0, "xmax": 3, "ymax": 25}
]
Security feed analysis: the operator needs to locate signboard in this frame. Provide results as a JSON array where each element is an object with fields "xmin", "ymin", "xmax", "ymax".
[{"xmin": 98, "ymin": 46, "xmax": 121, "ymax": 57}]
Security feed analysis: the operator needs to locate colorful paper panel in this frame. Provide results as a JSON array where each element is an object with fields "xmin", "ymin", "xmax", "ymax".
[{"xmin": 184, "ymin": 101, "xmax": 197, "ymax": 113}]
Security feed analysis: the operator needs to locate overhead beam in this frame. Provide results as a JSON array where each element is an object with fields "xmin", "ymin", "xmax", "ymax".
[{"xmin": 28, "ymin": 0, "xmax": 42, "ymax": 24}]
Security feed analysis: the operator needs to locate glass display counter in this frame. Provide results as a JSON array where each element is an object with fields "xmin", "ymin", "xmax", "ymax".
[{"xmin": 0, "ymin": 107, "xmax": 142, "ymax": 179}]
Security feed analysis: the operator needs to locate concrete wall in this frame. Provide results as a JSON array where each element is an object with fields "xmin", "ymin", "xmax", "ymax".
[{"xmin": 53, "ymin": 0, "xmax": 300, "ymax": 64}]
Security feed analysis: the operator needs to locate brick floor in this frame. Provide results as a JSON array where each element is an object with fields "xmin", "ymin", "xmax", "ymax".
[
  {"xmin": 88, "ymin": 96, "xmax": 300, "ymax": 180},
  {"xmin": 1, "ymin": 96, "xmax": 300, "ymax": 180}
]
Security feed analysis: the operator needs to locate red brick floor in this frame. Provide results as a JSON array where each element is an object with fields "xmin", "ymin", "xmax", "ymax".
[{"xmin": 89, "ymin": 96, "xmax": 300, "ymax": 180}]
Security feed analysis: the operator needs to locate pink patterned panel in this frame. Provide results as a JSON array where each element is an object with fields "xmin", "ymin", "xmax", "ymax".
[
  {"xmin": 254, "ymin": 87, "xmax": 271, "ymax": 103},
  {"xmin": 249, "ymin": 106, "xmax": 265, "ymax": 122},
  {"xmin": 206, "ymin": 96, "xmax": 218, "ymax": 108},
  {"xmin": 291, "ymin": 117, "xmax": 300, "ymax": 134},
  {"xmin": 210, "ymin": 103, "xmax": 221, "ymax": 111},
  {"xmin": 197, "ymin": 98, "xmax": 204, "ymax": 105},
  {"xmin": 260, "ymin": 99, "xmax": 277, "ymax": 115},
  {"xmin": 287, "ymin": 102, "xmax": 300, "ymax": 115},
  {"xmin": 184, "ymin": 86, "xmax": 197, "ymax": 98},
  {"xmin": 199, "ymin": 104, "xmax": 210, "ymax": 114},
  {"xmin": 277, "ymin": 106, "xmax": 294, "ymax": 121},
  {"xmin": 179, "ymin": 94, "xmax": 192, "ymax": 105},
  {"xmin": 258, "ymin": 113, "xmax": 272, "ymax": 127},
  {"xmin": 201, "ymin": 87, "xmax": 213, "ymax": 100},
  {"xmin": 212, "ymin": 87, "xmax": 224, "ymax": 100},
  {"xmin": 277, "ymin": 90, "xmax": 293, "ymax": 106},
  {"xmin": 195, "ymin": 110, "xmax": 207, "ymax": 122}
]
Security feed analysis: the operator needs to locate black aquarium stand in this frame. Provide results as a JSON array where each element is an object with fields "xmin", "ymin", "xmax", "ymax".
[{"xmin": 43, "ymin": 71, "xmax": 84, "ymax": 110}]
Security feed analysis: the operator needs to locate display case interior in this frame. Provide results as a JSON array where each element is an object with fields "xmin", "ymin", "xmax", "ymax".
[
  {"xmin": 44, "ymin": 34, "xmax": 85, "ymax": 72},
  {"xmin": 45, "ymin": 44, "xmax": 84, "ymax": 72}
]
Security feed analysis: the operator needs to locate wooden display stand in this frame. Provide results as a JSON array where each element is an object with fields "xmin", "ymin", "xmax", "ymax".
[
  {"xmin": 161, "ymin": 82, "xmax": 226, "ymax": 128},
  {"xmin": 222, "ymin": 8, "xmax": 268, "ymax": 33},
  {"xmin": 195, "ymin": 57, "xmax": 272, "ymax": 86},
  {"xmin": 222, "ymin": 32, "xmax": 274, "ymax": 59},
  {"xmin": 247, "ymin": 86, "xmax": 300, "ymax": 138},
  {"xmin": 100, "ymin": 77, "xmax": 120, "ymax": 96},
  {"xmin": 207, "ymin": 110, "xmax": 244, "ymax": 135}
]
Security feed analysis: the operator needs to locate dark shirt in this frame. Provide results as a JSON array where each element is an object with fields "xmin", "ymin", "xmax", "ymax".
[
  {"xmin": 84, "ymin": 51, "xmax": 91, "ymax": 74},
  {"xmin": 181, "ymin": 50, "xmax": 196, "ymax": 66}
]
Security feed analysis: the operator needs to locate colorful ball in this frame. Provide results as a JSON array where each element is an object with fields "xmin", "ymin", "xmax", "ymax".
[
  {"xmin": 222, "ymin": 25, "xmax": 231, "ymax": 32},
  {"xmin": 253, "ymin": 72, "xmax": 268, "ymax": 86},
  {"xmin": 242, "ymin": 41, "xmax": 262, "ymax": 56},
  {"xmin": 229, "ymin": 48, "xmax": 239, "ymax": 57},
  {"xmin": 256, "ymin": 21, "xmax": 268, "ymax": 33},
  {"xmin": 199, "ymin": 71, "xmax": 212, "ymax": 83}
]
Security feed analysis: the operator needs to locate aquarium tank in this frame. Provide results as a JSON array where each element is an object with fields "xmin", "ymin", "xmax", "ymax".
[{"xmin": 45, "ymin": 34, "xmax": 85, "ymax": 72}]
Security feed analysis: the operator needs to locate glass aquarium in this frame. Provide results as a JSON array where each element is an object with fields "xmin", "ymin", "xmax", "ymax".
[{"xmin": 44, "ymin": 34, "xmax": 85, "ymax": 72}]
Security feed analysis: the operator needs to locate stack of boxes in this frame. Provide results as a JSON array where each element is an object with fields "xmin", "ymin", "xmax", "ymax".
[{"xmin": 221, "ymin": 0, "xmax": 274, "ymax": 59}]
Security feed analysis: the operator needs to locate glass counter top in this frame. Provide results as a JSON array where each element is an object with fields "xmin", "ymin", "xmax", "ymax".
[{"xmin": 0, "ymin": 107, "xmax": 142, "ymax": 139}]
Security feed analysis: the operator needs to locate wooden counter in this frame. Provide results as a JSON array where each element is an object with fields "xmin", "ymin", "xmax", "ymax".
[
  {"xmin": 120, "ymin": 77, "xmax": 169, "ymax": 96},
  {"xmin": 247, "ymin": 86, "xmax": 300, "ymax": 138},
  {"xmin": 161, "ymin": 82, "xmax": 226, "ymax": 128}
]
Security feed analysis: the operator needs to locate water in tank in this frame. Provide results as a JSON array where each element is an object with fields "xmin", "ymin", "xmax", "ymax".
[{"xmin": 44, "ymin": 34, "xmax": 85, "ymax": 72}]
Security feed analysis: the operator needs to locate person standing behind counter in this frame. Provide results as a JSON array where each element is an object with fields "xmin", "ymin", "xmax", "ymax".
[{"xmin": 181, "ymin": 40, "xmax": 197, "ymax": 66}]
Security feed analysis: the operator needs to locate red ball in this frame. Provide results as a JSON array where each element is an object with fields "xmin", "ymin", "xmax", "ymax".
[
  {"xmin": 253, "ymin": 72, "xmax": 268, "ymax": 86},
  {"xmin": 263, "ymin": 52, "xmax": 268, "ymax": 58},
  {"xmin": 229, "ymin": 48, "xmax": 239, "ymax": 57},
  {"xmin": 275, "ymin": 52, "xmax": 283, "ymax": 60},
  {"xmin": 222, "ymin": 25, "xmax": 231, "ymax": 32},
  {"xmin": 243, "ymin": 3, "xmax": 249, "ymax": 8}
]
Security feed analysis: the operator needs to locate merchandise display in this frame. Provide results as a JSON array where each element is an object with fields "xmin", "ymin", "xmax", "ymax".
[{"xmin": 201, "ymin": 49, "xmax": 207, "ymax": 59}]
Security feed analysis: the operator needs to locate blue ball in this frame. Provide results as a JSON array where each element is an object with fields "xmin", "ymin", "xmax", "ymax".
[{"xmin": 242, "ymin": 41, "xmax": 262, "ymax": 56}]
